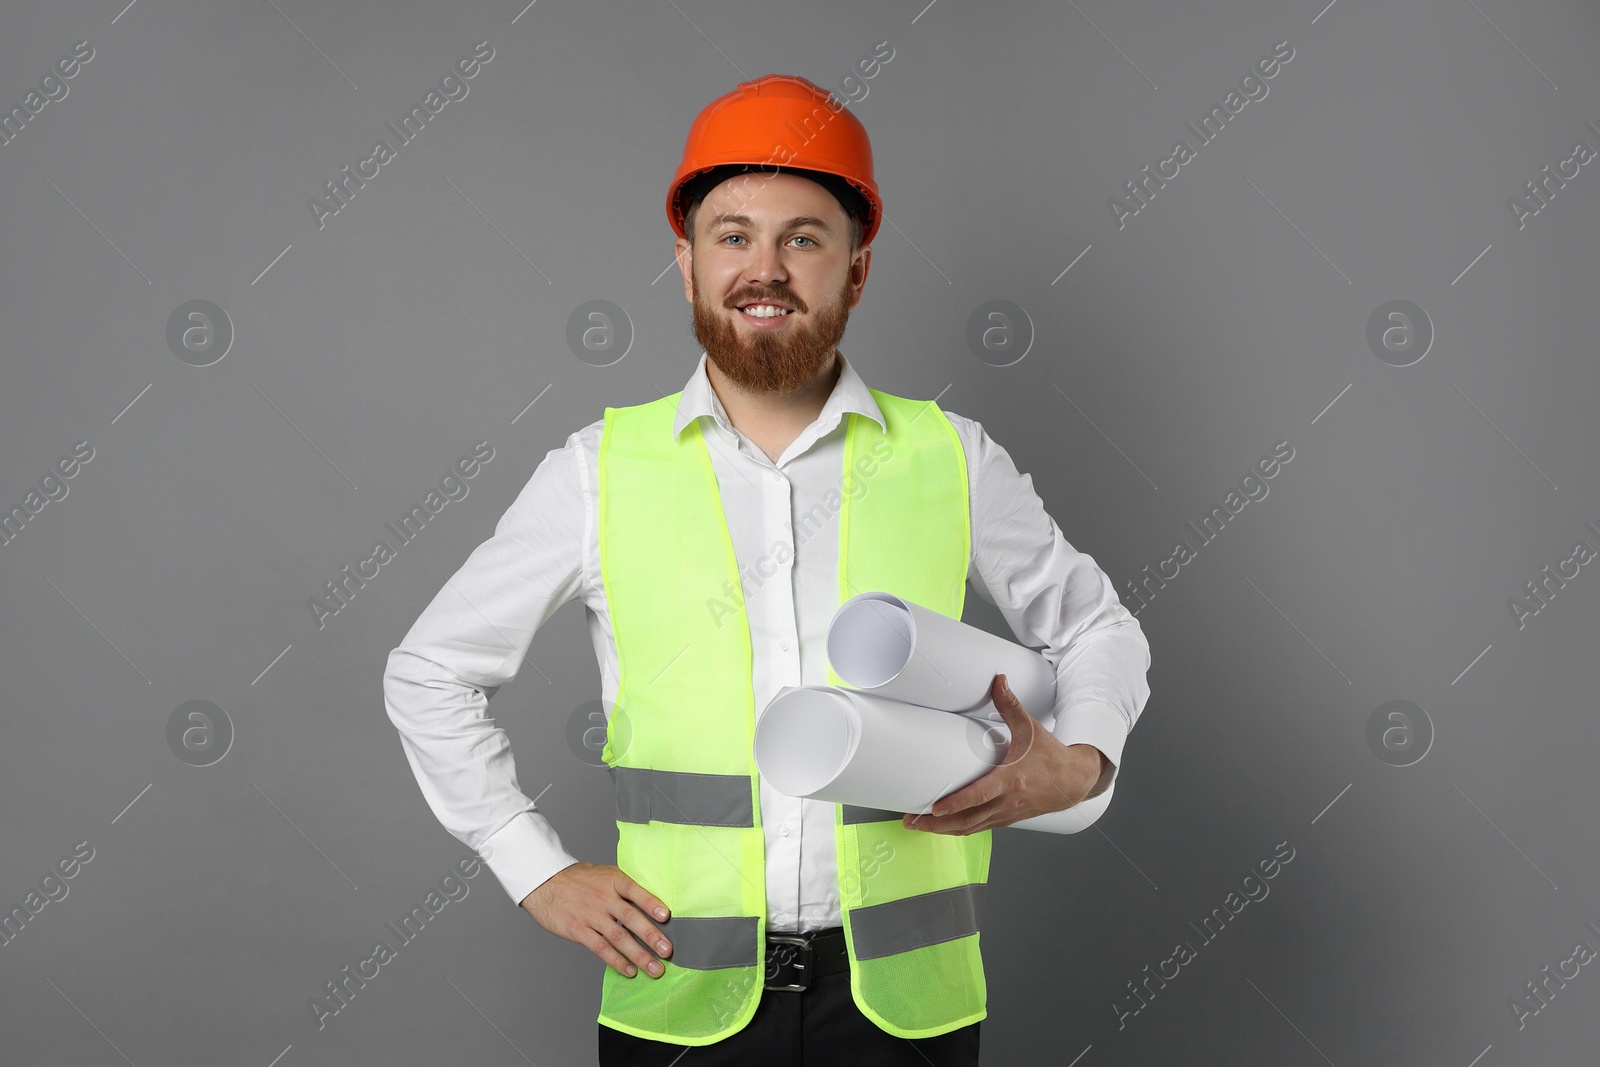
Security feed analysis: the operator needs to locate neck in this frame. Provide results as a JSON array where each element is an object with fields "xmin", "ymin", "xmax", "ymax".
[{"xmin": 705, "ymin": 351, "xmax": 843, "ymax": 457}]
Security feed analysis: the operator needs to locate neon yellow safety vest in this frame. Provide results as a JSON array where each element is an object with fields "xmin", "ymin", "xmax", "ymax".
[{"xmin": 595, "ymin": 385, "xmax": 991, "ymax": 1046}]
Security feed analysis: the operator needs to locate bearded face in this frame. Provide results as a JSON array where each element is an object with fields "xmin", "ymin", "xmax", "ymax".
[{"xmin": 689, "ymin": 255, "xmax": 857, "ymax": 395}]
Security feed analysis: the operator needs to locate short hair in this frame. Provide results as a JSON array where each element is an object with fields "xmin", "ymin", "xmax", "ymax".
[{"xmin": 680, "ymin": 164, "xmax": 866, "ymax": 252}]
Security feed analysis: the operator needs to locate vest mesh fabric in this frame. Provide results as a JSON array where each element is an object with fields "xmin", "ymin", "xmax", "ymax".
[{"xmin": 595, "ymin": 386, "xmax": 989, "ymax": 1044}]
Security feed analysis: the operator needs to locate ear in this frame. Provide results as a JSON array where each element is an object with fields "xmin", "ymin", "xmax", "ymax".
[
  {"xmin": 846, "ymin": 247, "xmax": 871, "ymax": 310},
  {"xmin": 675, "ymin": 237, "xmax": 694, "ymax": 303}
]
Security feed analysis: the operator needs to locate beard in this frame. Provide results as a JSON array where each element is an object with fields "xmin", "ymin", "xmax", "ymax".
[{"xmin": 690, "ymin": 272, "xmax": 854, "ymax": 394}]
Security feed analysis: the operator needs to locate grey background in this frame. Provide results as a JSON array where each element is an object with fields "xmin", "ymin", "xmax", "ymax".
[{"xmin": 3, "ymin": 0, "xmax": 1598, "ymax": 1064}]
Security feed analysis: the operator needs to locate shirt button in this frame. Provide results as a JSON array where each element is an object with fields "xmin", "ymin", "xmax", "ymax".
[
  {"xmin": 780, "ymin": 639, "xmax": 790, "ymax": 651},
  {"xmin": 780, "ymin": 826, "xmax": 790, "ymax": 837}
]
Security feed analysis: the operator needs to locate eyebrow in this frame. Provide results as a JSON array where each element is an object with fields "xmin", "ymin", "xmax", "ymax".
[{"xmin": 706, "ymin": 213, "xmax": 835, "ymax": 236}]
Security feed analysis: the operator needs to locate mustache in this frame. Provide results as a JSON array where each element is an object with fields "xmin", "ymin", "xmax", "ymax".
[{"xmin": 727, "ymin": 291, "xmax": 806, "ymax": 312}]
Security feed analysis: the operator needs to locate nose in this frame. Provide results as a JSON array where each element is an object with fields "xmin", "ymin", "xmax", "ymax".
[{"xmin": 743, "ymin": 240, "xmax": 790, "ymax": 290}]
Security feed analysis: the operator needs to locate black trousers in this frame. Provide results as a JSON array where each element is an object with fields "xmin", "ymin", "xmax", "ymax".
[{"xmin": 597, "ymin": 967, "xmax": 981, "ymax": 1066}]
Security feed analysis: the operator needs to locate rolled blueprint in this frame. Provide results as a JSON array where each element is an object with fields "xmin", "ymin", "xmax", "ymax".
[
  {"xmin": 827, "ymin": 591, "xmax": 1058, "ymax": 723},
  {"xmin": 753, "ymin": 684, "xmax": 1111, "ymax": 835}
]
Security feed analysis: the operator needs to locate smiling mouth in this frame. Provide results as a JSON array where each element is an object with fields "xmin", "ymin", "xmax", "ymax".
[{"xmin": 736, "ymin": 303, "xmax": 795, "ymax": 320}]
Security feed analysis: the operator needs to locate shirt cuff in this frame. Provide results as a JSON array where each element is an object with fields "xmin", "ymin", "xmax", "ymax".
[
  {"xmin": 478, "ymin": 811, "xmax": 582, "ymax": 907},
  {"xmin": 1049, "ymin": 700, "xmax": 1129, "ymax": 799}
]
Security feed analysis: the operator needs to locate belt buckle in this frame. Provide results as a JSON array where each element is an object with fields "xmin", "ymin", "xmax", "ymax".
[{"xmin": 764, "ymin": 934, "xmax": 813, "ymax": 992}]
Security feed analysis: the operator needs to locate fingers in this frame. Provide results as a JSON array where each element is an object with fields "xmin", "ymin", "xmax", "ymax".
[
  {"xmin": 584, "ymin": 920, "xmax": 658, "ymax": 978},
  {"xmin": 608, "ymin": 874, "xmax": 671, "ymax": 976},
  {"xmin": 599, "ymin": 912, "xmax": 665, "ymax": 978},
  {"xmin": 993, "ymin": 673, "xmax": 1017, "ymax": 709},
  {"xmin": 930, "ymin": 780, "xmax": 992, "ymax": 818},
  {"xmin": 901, "ymin": 770, "xmax": 999, "ymax": 831},
  {"xmin": 616, "ymin": 877, "xmax": 672, "ymax": 960},
  {"xmin": 904, "ymin": 780, "xmax": 998, "ymax": 829},
  {"xmin": 614, "ymin": 894, "xmax": 673, "ymax": 961},
  {"xmin": 618, "ymin": 875, "xmax": 672, "ymax": 928},
  {"xmin": 994, "ymin": 673, "xmax": 1031, "ymax": 721},
  {"xmin": 538, "ymin": 866, "xmax": 676, "ymax": 980},
  {"xmin": 993, "ymin": 674, "xmax": 1037, "ymax": 766},
  {"xmin": 907, "ymin": 794, "xmax": 1009, "ymax": 836}
]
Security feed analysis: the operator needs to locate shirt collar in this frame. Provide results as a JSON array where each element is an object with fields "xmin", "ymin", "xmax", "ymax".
[{"xmin": 671, "ymin": 351, "xmax": 886, "ymax": 442}]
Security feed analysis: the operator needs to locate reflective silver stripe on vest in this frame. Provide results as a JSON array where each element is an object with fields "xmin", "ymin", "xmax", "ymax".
[
  {"xmin": 610, "ymin": 766, "xmax": 754, "ymax": 827},
  {"xmin": 649, "ymin": 914, "xmax": 760, "ymax": 970},
  {"xmin": 849, "ymin": 883, "xmax": 985, "ymax": 961},
  {"xmin": 842, "ymin": 804, "xmax": 904, "ymax": 824}
]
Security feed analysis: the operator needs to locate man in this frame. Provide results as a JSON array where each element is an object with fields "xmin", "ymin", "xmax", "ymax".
[{"xmin": 384, "ymin": 74, "xmax": 1151, "ymax": 1066}]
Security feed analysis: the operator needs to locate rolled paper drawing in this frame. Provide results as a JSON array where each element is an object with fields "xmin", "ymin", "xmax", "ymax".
[
  {"xmin": 826, "ymin": 591, "xmax": 1058, "ymax": 722},
  {"xmin": 753, "ymin": 684, "xmax": 1111, "ymax": 835}
]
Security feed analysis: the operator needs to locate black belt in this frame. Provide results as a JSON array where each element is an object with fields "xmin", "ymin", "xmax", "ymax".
[{"xmin": 764, "ymin": 926, "xmax": 848, "ymax": 992}]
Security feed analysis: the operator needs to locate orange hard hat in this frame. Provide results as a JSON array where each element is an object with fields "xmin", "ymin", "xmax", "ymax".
[{"xmin": 666, "ymin": 74, "xmax": 882, "ymax": 247}]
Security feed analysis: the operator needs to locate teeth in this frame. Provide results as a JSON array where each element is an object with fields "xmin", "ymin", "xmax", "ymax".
[{"xmin": 740, "ymin": 305, "xmax": 791, "ymax": 318}]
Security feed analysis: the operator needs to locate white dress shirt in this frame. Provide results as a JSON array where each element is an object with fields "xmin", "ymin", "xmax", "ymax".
[{"xmin": 384, "ymin": 351, "xmax": 1151, "ymax": 932}]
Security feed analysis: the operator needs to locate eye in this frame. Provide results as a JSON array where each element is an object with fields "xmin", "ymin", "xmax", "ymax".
[
  {"xmin": 721, "ymin": 234, "xmax": 745, "ymax": 246},
  {"xmin": 791, "ymin": 235, "xmax": 816, "ymax": 248}
]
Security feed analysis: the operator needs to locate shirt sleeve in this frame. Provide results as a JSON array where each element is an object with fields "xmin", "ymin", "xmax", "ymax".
[
  {"xmin": 383, "ymin": 433, "xmax": 590, "ymax": 907},
  {"xmin": 948, "ymin": 411, "xmax": 1152, "ymax": 804}
]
